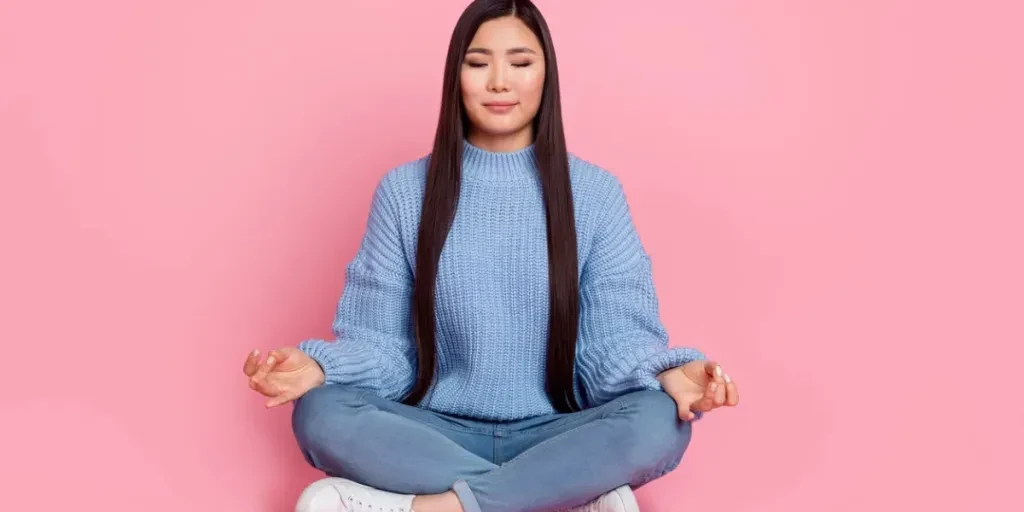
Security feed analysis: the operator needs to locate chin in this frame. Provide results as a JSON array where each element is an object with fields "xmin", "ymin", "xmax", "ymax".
[{"xmin": 475, "ymin": 120, "xmax": 530, "ymax": 137}]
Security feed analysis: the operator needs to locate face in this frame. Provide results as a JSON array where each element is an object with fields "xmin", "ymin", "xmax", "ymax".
[{"xmin": 461, "ymin": 16, "xmax": 546, "ymax": 147}]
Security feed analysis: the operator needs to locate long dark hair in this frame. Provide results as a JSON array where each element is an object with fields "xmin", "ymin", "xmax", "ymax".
[{"xmin": 401, "ymin": 0, "xmax": 581, "ymax": 413}]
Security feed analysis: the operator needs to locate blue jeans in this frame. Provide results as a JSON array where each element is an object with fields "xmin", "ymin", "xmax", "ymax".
[{"xmin": 291, "ymin": 384, "xmax": 692, "ymax": 512}]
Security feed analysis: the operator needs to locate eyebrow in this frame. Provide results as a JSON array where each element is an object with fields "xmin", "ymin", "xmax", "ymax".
[{"xmin": 466, "ymin": 47, "xmax": 538, "ymax": 55}]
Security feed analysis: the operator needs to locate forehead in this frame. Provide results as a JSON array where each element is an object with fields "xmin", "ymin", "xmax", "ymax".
[{"xmin": 468, "ymin": 16, "xmax": 543, "ymax": 51}]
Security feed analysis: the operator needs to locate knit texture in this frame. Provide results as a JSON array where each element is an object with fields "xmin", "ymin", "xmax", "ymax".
[{"xmin": 298, "ymin": 141, "xmax": 705, "ymax": 421}]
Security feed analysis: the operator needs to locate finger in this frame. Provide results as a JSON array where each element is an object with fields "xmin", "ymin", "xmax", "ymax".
[
  {"xmin": 674, "ymin": 396, "xmax": 696, "ymax": 421},
  {"xmin": 251, "ymin": 353, "xmax": 279, "ymax": 384},
  {"xmin": 694, "ymin": 381, "xmax": 717, "ymax": 412},
  {"xmin": 249, "ymin": 357, "xmax": 281, "ymax": 397},
  {"xmin": 684, "ymin": 406, "xmax": 697, "ymax": 421},
  {"xmin": 699, "ymin": 361, "xmax": 725, "ymax": 406},
  {"xmin": 249, "ymin": 374, "xmax": 281, "ymax": 397},
  {"xmin": 266, "ymin": 390, "xmax": 294, "ymax": 408},
  {"xmin": 725, "ymin": 373, "xmax": 740, "ymax": 406},
  {"xmin": 268, "ymin": 349, "xmax": 290, "ymax": 367},
  {"xmin": 243, "ymin": 349, "xmax": 260, "ymax": 377},
  {"xmin": 714, "ymin": 377, "xmax": 727, "ymax": 406},
  {"xmin": 248, "ymin": 373, "xmax": 269, "ymax": 394},
  {"xmin": 703, "ymin": 360, "xmax": 721, "ymax": 379}
]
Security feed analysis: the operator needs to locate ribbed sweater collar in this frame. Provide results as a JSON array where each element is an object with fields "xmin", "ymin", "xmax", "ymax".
[{"xmin": 461, "ymin": 139, "xmax": 539, "ymax": 182}]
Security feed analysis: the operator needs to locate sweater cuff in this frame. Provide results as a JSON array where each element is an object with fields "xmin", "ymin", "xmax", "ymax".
[
  {"xmin": 636, "ymin": 346, "xmax": 707, "ymax": 390},
  {"xmin": 297, "ymin": 339, "xmax": 382, "ymax": 390}
]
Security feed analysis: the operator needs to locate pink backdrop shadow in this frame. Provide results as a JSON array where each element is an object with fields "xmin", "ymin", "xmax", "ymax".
[{"xmin": 1, "ymin": 1, "xmax": 1021, "ymax": 510}]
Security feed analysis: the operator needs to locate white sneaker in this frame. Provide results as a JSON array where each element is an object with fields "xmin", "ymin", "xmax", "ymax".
[
  {"xmin": 565, "ymin": 485, "xmax": 640, "ymax": 512},
  {"xmin": 295, "ymin": 477, "xmax": 415, "ymax": 512}
]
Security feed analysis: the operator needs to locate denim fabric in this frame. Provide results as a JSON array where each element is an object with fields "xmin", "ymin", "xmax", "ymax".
[{"xmin": 292, "ymin": 384, "xmax": 692, "ymax": 511}]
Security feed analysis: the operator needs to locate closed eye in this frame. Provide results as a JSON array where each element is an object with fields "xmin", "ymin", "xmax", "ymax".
[{"xmin": 464, "ymin": 62, "xmax": 533, "ymax": 68}]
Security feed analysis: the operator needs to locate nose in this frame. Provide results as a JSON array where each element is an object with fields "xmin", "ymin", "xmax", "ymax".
[{"xmin": 487, "ymin": 62, "xmax": 510, "ymax": 93}]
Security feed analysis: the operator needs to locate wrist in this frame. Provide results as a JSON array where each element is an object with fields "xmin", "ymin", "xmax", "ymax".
[
  {"xmin": 312, "ymin": 362, "xmax": 326, "ymax": 386},
  {"xmin": 301, "ymin": 351, "xmax": 327, "ymax": 386}
]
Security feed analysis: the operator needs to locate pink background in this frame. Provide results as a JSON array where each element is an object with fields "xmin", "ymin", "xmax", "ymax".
[{"xmin": 2, "ymin": 0, "xmax": 1021, "ymax": 510}]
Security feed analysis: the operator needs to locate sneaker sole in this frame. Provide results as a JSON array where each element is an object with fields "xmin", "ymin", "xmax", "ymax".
[{"xmin": 611, "ymin": 485, "xmax": 641, "ymax": 512}]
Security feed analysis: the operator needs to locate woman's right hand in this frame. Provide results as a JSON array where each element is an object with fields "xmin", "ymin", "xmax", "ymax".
[{"xmin": 243, "ymin": 347, "xmax": 325, "ymax": 408}]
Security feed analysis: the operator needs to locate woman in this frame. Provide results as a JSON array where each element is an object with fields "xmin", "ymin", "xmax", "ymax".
[{"xmin": 243, "ymin": 1, "xmax": 739, "ymax": 511}]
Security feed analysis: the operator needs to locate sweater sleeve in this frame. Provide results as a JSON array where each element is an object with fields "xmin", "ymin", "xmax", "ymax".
[
  {"xmin": 297, "ymin": 176, "xmax": 417, "ymax": 401},
  {"xmin": 575, "ymin": 176, "xmax": 706, "ymax": 409}
]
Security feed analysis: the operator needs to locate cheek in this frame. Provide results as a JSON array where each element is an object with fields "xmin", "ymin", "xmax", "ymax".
[
  {"xmin": 460, "ymin": 70, "xmax": 486, "ymax": 102},
  {"xmin": 517, "ymin": 69, "xmax": 546, "ymax": 110}
]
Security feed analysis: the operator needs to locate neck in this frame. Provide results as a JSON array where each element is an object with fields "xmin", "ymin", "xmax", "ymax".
[{"xmin": 466, "ymin": 126, "xmax": 534, "ymax": 153}]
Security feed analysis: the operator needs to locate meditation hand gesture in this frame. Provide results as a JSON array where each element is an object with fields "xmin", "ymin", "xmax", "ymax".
[
  {"xmin": 243, "ymin": 348, "xmax": 325, "ymax": 408},
  {"xmin": 657, "ymin": 360, "xmax": 740, "ymax": 421}
]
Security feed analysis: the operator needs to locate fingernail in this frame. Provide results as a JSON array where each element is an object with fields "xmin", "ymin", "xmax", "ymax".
[
  {"xmin": 710, "ymin": 383, "xmax": 718, "ymax": 391},
  {"xmin": 724, "ymin": 373, "xmax": 732, "ymax": 383},
  {"xmin": 715, "ymin": 365, "xmax": 723, "ymax": 377},
  {"xmin": 266, "ymin": 356, "xmax": 275, "ymax": 365}
]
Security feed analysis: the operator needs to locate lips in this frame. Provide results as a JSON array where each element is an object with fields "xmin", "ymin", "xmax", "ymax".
[{"xmin": 483, "ymin": 101, "xmax": 518, "ymax": 113}]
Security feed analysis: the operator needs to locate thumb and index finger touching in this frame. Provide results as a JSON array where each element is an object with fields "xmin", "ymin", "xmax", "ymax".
[
  {"xmin": 672, "ymin": 360, "xmax": 726, "ymax": 419},
  {"xmin": 243, "ymin": 349, "xmax": 289, "ymax": 394},
  {"xmin": 243, "ymin": 348, "xmax": 308, "ymax": 409},
  {"xmin": 243, "ymin": 348, "xmax": 292, "ymax": 375}
]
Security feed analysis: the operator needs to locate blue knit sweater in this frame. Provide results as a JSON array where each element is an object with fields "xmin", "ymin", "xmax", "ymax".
[{"xmin": 298, "ymin": 141, "xmax": 705, "ymax": 421}]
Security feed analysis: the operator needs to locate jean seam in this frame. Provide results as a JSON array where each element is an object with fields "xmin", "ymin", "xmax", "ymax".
[
  {"xmin": 467, "ymin": 399, "xmax": 631, "ymax": 481},
  {"xmin": 523, "ymin": 399, "xmax": 630, "ymax": 436},
  {"xmin": 414, "ymin": 417, "xmax": 493, "ymax": 436},
  {"xmin": 358, "ymin": 392, "xmax": 494, "ymax": 436}
]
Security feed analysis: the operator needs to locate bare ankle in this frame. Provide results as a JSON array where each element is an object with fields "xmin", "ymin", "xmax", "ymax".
[{"xmin": 411, "ymin": 491, "xmax": 464, "ymax": 512}]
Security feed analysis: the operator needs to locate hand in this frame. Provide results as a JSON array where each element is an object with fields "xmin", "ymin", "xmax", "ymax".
[
  {"xmin": 657, "ymin": 360, "xmax": 739, "ymax": 421},
  {"xmin": 243, "ymin": 347, "xmax": 325, "ymax": 408}
]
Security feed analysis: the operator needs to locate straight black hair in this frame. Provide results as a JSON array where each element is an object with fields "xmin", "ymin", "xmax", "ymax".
[{"xmin": 401, "ymin": 0, "xmax": 582, "ymax": 413}]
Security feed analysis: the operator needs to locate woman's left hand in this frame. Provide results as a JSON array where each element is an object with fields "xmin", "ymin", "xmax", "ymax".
[{"xmin": 657, "ymin": 360, "xmax": 739, "ymax": 421}]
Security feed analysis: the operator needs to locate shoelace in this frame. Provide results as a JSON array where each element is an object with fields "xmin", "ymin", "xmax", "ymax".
[{"xmin": 344, "ymin": 494, "xmax": 408, "ymax": 512}]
